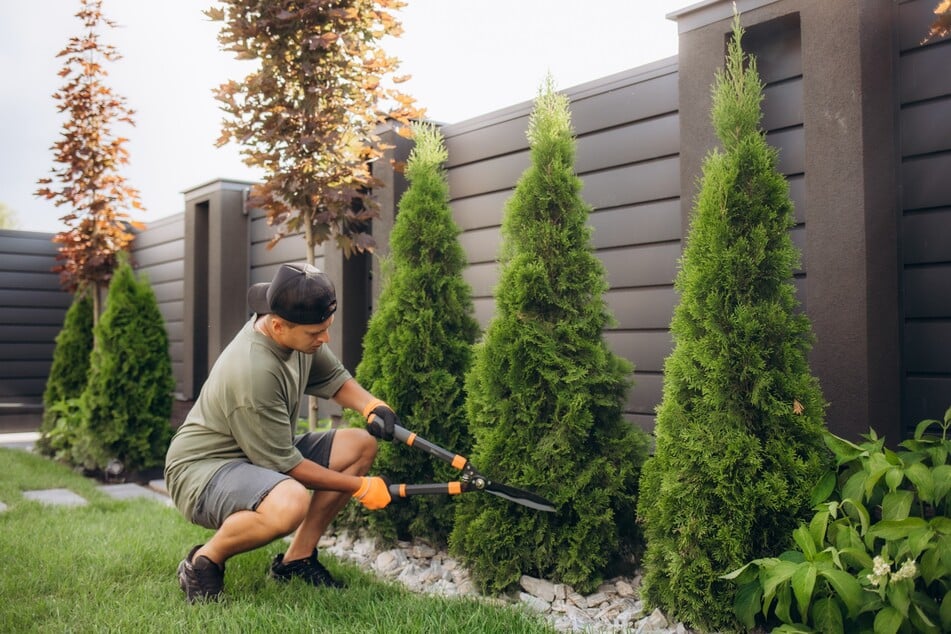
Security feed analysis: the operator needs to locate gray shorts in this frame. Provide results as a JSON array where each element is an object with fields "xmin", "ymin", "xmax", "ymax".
[{"xmin": 192, "ymin": 430, "xmax": 336, "ymax": 529}]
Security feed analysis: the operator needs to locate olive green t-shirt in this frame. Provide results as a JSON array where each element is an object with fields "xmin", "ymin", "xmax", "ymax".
[{"xmin": 164, "ymin": 317, "xmax": 351, "ymax": 521}]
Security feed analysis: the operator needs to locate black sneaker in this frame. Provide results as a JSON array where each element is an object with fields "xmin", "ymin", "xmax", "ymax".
[
  {"xmin": 177, "ymin": 545, "xmax": 225, "ymax": 603},
  {"xmin": 269, "ymin": 549, "xmax": 345, "ymax": 588}
]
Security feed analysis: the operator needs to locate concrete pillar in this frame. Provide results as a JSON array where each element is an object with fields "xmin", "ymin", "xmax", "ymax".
[
  {"xmin": 669, "ymin": 0, "xmax": 901, "ymax": 441},
  {"xmin": 182, "ymin": 179, "xmax": 253, "ymax": 399}
]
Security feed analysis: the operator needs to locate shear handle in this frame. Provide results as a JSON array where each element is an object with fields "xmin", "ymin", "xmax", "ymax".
[
  {"xmin": 369, "ymin": 419, "xmax": 469, "ymax": 471},
  {"xmin": 388, "ymin": 482, "xmax": 465, "ymax": 498}
]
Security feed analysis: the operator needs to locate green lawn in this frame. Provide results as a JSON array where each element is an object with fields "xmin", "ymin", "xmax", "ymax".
[{"xmin": 0, "ymin": 448, "xmax": 554, "ymax": 633}]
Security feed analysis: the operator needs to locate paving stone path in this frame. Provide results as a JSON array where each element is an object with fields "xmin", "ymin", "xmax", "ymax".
[{"xmin": 0, "ymin": 432, "xmax": 173, "ymax": 512}]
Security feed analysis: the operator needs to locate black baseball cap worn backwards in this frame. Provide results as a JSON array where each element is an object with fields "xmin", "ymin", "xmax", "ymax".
[{"xmin": 247, "ymin": 263, "xmax": 337, "ymax": 325}]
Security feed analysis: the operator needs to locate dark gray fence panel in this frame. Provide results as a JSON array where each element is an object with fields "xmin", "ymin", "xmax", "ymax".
[
  {"xmin": 898, "ymin": 0, "xmax": 951, "ymax": 429},
  {"xmin": 0, "ymin": 230, "xmax": 68, "ymax": 422},
  {"xmin": 132, "ymin": 213, "xmax": 186, "ymax": 396},
  {"xmin": 440, "ymin": 61, "xmax": 680, "ymax": 431}
]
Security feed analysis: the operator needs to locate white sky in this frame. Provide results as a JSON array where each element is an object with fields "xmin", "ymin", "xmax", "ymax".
[{"xmin": 0, "ymin": 1, "xmax": 681, "ymax": 234}]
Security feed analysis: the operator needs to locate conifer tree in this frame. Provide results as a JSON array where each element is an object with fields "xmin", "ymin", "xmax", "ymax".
[
  {"xmin": 450, "ymin": 78, "xmax": 650, "ymax": 594},
  {"xmin": 37, "ymin": 291, "xmax": 94, "ymax": 457},
  {"xmin": 345, "ymin": 122, "xmax": 479, "ymax": 545},
  {"xmin": 78, "ymin": 256, "xmax": 174, "ymax": 473},
  {"xmin": 636, "ymin": 17, "xmax": 830, "ymax": 631}
]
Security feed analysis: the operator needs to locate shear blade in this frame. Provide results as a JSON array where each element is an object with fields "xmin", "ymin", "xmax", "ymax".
[{"xmin": 485, "ymin": 481, "xmax": 556, "ymax": 513}]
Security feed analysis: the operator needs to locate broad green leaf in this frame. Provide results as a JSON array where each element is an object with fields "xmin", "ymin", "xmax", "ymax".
[
  {"xmin": 867, "ymin": 454, "xmax": 891, "ymax": 499},
  {"xmin": 886, "ymin": 579, "xmax": 911, "ymax": 617},
  {"xmin": 810, "ymin": 511, "xmax": 831, "ymax": 549},
  {"xmin": 940, "ymin": 589, "xmax": 951, "ymax": 632},
  {"xmin": 906, "ymin": 526, "xmax": 934, "ymax": 559},
  {"xmin": 885, "ymin": 467, "xmax": 903, "ymax": 493},
  {"xmin": 773, "ymin": 625, "xmax": 816, "ymax": 634},
  {"xmin": 915, "ymin": 418, "xmax": 942, "ymax": 440},
  {"xmin": 823, "ymin": 432, "xmax": 866, "ymax": 464},
  {"xmin": 869, "ymin": 518, "xmax": 928, "ymax": 541},
  {"xmin": 733, "ymin": 581, "xmax": 762, "ymax": 630},
  {"xmin": 838, "ymin": 546, "xmax": 874, "ymax": 570},
  {"xmin": 873, "ymin": 606, "xmax": 903, "ymax": 634},
  {"xmin": 762, "ymin": 560, "xmax": 800, "ymax": 617},
  {"xmin": 811, "ymin": 597, "xmax": 844, "ymax": 634},
  {"xmin": 909, "ymin": 597, "xmax": 939, "ymax": 632},
  {"xmin": 818, "ymin": 568, "xmax": 864, "ymax": 618},
  {"xmin": 921, "ymin": 543, "xmax": 949, "ymax": 585},
  {"xmin": 795, "ymin": 524, "xmax": 818, "ymax": 559},
  {"xmin": 843, "ymin": 471, "xmax": 867, "ymax": 504},
  {"xmin": 811, "ymin": 471, "xmax": 837, "ymax": 505},
  {"xmin": 932, "ymin": 465, "xmax": 951, "ymax": 506},
  {"xmin": 721, "ymin": 561, "xmax": 754, "ymax": 581},
  {"xmin": 881, "ymin": 490, "xmax": 913, "ymax": 521},
  {"xmin": 929, "ymin": 515, "xmax": 951, "ymax": 535},
  {"xmin": 776, "ymin": 582, "xmax": 793, "ymax": 624},
  {"xmin": 903, "ymin": 461, "xmax": 934, "ymax": 502},
  {"xmin": 840, "ymin": 498, "xmax": 871, "ymax": 535},
  {"xmin": 791, "ymin": 562, "xmax": 817, "ymax": 621}
]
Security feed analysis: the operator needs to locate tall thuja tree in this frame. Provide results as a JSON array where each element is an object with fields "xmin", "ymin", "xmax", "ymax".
[
  {"xmin": 450, "ymin": 78, "xmax": 651, "ymax": 594},
  {"xmin": 345, "ymin": 122, "xmax": 479, "ymax": 545},
  {"xmin": 36, "ymin": 291, "xmax": 93, "ymax": 457},
  {"xmin": 36, "ymin": 0, "xmax": 143, "ymax": 321},
  {"xmin": 78, "ymin": 256, "xmax": 174, "ymax": 472},
  {"xmin": 636, "ymin": 16, "xmax": 830, "ymax": 632}
]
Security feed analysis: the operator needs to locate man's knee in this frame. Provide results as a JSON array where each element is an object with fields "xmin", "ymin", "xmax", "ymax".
[
  {"xmin": 260, "ymin": 479, "xmax": 310, "ymax": 534},
  {"xmin": 332, "ymin": 428, "xmax": 378, "ymax": 473}
]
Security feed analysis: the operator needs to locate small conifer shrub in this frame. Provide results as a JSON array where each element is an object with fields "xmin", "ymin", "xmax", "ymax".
[
  {"xmin": 450, "ymin": 78, "xmax": 651, "ymax": 594},
  {"xmin": 346, "ymin": 122, "xmax": 479, "ymax": 545},
  {"xmin": 78, "ymin": 256, "xmax": 174, "ymax": 473},
  {"xmin": 37, "ymin": 291, "xmax": 93, "ymax": 457},
  {"xmin": 636, "ymin": 16, "xmax": 830, "ymax": 631}
]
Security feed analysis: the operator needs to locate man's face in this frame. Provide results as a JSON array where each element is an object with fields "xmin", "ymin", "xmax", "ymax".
[{"xmin": 274, "ymin": 315, "xmax": 333, "ymax": 353}]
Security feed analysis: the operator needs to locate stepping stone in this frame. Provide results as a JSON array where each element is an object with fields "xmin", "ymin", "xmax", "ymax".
[
  {"xmin": 97, "ymin": 483, "xmax": 174, "ymax": 507},
  {"xmin": 0, "ymin": 501, "xmax": 7, "ymax": 513},
  {"xmin": 23, "ymin": 488, "xmax": 88, "ymax": 507}
]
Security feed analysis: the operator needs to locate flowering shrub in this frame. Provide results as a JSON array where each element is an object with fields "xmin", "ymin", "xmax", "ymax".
[{"xmin": 724, "ymin": 407, "xmax": 951, "ymax": 633}]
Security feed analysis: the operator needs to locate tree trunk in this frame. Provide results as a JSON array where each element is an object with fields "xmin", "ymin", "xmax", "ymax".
[{"xmin": 305, "ymin": 221, "xmax": 318, "ymax": 432}]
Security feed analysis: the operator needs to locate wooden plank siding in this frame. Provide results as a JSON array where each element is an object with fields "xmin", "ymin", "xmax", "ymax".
[
  {"xmin": 898, "ymin": 0, "xmax": 951, "ymax": 430},
  {"xmin": 440, "ymin": 59, "xmax": 681, "ymax": 431},
  {"xmin": 132, "ymin": 213, "xmax": 186, "ymax": 396}
]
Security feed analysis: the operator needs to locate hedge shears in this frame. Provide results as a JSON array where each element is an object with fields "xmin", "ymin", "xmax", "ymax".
[{"xmin": 368, "ymin": 419, "xmax": 556, "ymax": 513}]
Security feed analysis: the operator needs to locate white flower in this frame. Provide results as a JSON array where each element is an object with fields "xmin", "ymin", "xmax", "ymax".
[
  {"xmin": 867, "ymin": 555, "xmax": 891, "ymax": 587},
  {"xmin": 872, "ymin": 555, "xmax": 891, "ymax": 577},
  {"xmin": 893, "ymin": 559, "xmax": 918, "ymax": 581}
]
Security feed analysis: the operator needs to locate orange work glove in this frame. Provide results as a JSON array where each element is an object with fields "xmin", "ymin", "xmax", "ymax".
[{"xmin": 353, "ymin": 476, "xmax": 391, "ymax": 510}]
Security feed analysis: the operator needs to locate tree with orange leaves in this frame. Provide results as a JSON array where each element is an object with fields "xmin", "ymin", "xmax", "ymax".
[
  {"xmin": 926, "ymin": 0, "xmax": 951, "ymax": 42},
  {"xmin": 36, "ymin": 0, "xmax": 143, "ymax": 322},
  {"xmin": 208, "ymin": 0, "xmax": 422, "ymax": 259}
]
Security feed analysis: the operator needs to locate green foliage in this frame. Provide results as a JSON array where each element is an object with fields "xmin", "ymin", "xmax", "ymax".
[
  {"xmin": 636, "ymin": 16, "xmax": 830, "ymax": 631},
  {"xmin": 725, "ymin": 406, "xmax": 951, "ymax": 634},
  {"xmin": 341, "ymin": 122, "xmax": 479, "ymax": 545},
  {"xmin": 78, "ymin": 257, "xmax": 174, "ymax": 472},
  {"xmin": 37, "ymin": 291, "xmax": 93, "ymax": 457},
  {"xmin": 449, "ymin": 77, "xmax": 651, "ymax": 595}
]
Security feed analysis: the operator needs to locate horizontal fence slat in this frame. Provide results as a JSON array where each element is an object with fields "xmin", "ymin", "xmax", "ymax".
[
  {"xmin": 604, "ymin": 330, "xmax": 673, "ymax": 374},
  {"xmin": 0, "ymin": 307, "xmax": 68, "ymax": 327},
  {"xmin": 902, "ymin": 153, "xmax": 951, "ymax": 210},
  {"xmin": 904, "ymin": 266, "xmax": 951, "ymax": 318},
  {"xmin": 903, "ymin": 208, "xmax": 951, "ymax": 264},
  {"xmin": 904, "ymin": 321, "xmax": 951, "ymax": 374},
  {"xmin": 591, "ymin": 199, "xmax": 681, "ymax": 248},
  {"xmin": 0, "ymin": 288, "xmax": 72, "ymax": 309},
  {"xmin": 600, "ymin": 243, "xmax": 680, "ymax": 289}
]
